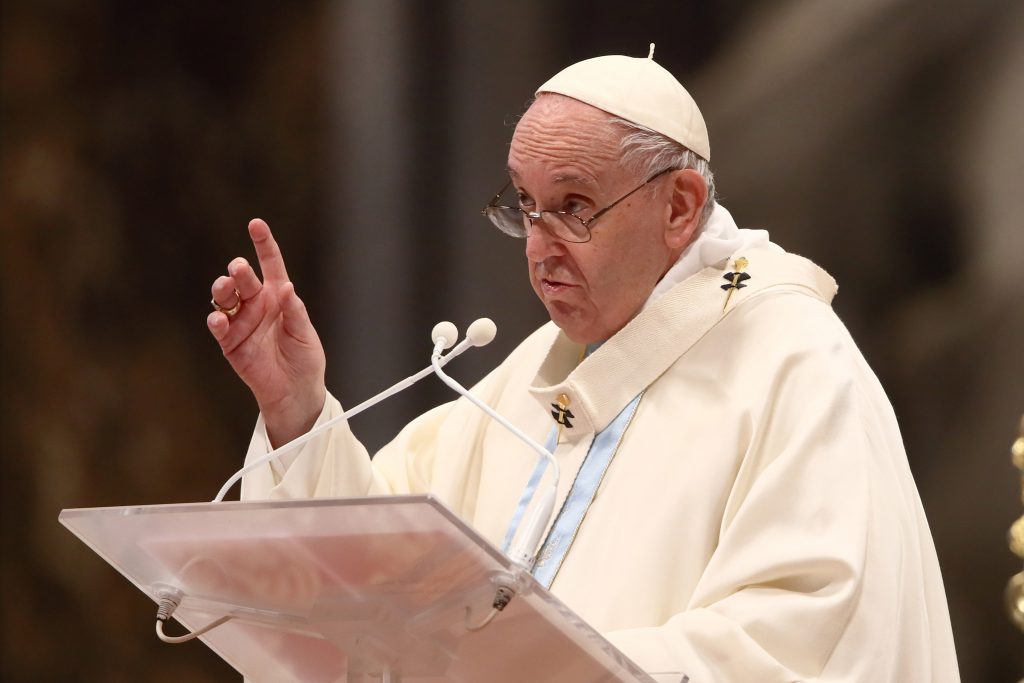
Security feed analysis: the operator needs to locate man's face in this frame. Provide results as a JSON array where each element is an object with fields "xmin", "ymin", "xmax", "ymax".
[{"xmin": 508, "ymin": 95, "xmax": 679, "ymax": 344}]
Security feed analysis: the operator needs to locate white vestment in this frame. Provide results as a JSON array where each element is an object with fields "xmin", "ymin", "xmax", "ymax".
[{"xmin": 242, "ymin": 243, "xmax": 959, "ymax": 682}]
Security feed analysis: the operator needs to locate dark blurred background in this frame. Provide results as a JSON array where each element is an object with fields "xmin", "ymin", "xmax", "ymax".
[{"xmin": 2, "ymin": 0, "xmax": 1022, "ymax": 680}]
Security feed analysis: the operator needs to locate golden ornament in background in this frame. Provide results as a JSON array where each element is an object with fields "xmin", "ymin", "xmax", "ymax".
[
  {"xmin": 1007, "ymin": 572, "xmax": 1024, "ymax": 631},
  {"xmin": 1007, "ymin": 415, "xmax": 1024, "ymax": 632}
]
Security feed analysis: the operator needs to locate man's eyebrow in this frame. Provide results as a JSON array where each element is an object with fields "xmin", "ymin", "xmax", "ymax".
[
  {"xmin": 552, "ymin": 174, "xmax": 594, "ymax": 185},
  {"xmin": 504, "ymin": 166, "xmax": 595, "ymax": 185}
]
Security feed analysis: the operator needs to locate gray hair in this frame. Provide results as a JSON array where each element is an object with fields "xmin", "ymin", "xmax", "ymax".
[{"xmin": 608, "ymin": 115, "xmax": 717, "ymax": 229}]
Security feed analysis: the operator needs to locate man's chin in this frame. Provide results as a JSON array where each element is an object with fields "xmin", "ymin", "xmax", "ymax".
[{"xmin": 546, "ymin": 308, "xmax": 600, "ymax": 345}]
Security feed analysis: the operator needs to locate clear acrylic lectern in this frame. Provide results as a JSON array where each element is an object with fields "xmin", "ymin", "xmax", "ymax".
[{"xmin": 60, "ymin": 495, "xmax": 654, "ymax": 682}]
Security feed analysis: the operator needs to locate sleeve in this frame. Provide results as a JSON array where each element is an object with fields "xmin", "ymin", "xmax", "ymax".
[
  {"xmin": 606, "ymin": 321, "xmax": 884, "ymax": 681},
  {"xmin": 236, "ymin": 325, "xmax": 552, "ymax": 505},
  {"xmin": 239, "ymin": 391, "xmax": 458, "ymax": 501}
]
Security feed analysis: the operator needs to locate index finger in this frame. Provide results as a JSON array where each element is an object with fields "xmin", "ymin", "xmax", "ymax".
[{"xmin": 248, "ymin": 218, "xmax": 289, "ymax": 283}]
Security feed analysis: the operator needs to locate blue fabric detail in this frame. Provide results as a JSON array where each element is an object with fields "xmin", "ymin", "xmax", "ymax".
[
  {"xmin": 501, "ymin": 426, "xmax": 559, "ymax": 553},
  {"xmin": 531, "ymin": 393, "xmax": 643, "ymax": 588}
]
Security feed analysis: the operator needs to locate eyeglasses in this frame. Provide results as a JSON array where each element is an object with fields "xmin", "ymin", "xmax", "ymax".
[{"xmin": 481, "ymin": 167, "xmax": 677, "ymax": 244}]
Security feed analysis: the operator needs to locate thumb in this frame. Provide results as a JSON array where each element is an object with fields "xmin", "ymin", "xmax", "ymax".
[{"xmin": 278, "ymin": 281, "xmax": 314, "ymax": 339}]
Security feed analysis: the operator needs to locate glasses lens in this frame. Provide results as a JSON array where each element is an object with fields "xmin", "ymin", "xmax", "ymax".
[
  {"xmin": 483, "ymin": 205, "xmax": 591, "ymax": 243},
  {"xmin": 484, "ymin": 207, "xmax": 528, "ymax": 238},
  {"xmin": 545, "ymin": 212, "xmax": 589, "ymax": 243}
]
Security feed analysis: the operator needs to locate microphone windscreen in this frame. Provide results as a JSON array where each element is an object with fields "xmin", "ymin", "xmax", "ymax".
[
  {"xmin": 466, "ymin": 318, "xmax": 497, "ymax": 347},
  {"xmin": 431, "ymin": 321, "xmax": 459, "ymax": 350}
]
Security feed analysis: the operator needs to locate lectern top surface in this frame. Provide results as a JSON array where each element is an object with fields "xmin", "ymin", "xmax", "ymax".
[{"xmin": 60, "ymin": 495, "xmax": 654, "ymax": 682}]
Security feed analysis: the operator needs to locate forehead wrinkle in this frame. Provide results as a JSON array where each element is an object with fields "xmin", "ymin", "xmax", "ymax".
[
  {"xmin": 508, "ymin": 96, "xmax": 621, "ymax": 187},
  {"xmin": 511, "ymin": 123, "xmax": 618, "ymax": 165},
  {"xmin": 507, "ymin": 167, "xmax": 593, "ymax": 186}
]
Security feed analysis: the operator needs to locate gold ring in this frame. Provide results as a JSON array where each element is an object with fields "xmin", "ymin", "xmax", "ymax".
[{"xmin": 212, "ymin": 289, "xmax": 242, "ymax": 317}]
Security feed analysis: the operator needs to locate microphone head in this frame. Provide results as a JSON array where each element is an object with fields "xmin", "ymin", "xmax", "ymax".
[
  {"xmin": 431, "ymin": 321, "xmax": 458, "ymax": 350},
  {"xmin": 466, "ymin": 318, "xmax": 497, "ymax": 347}
]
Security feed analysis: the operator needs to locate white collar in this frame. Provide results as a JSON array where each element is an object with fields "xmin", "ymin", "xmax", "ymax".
[{"xmin": 643, "ymin": 203, "xmax": 782, "ymax": 309}]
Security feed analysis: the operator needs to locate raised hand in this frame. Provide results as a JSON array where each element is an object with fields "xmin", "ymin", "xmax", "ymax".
[{"xmin": 207, "ymin": 218, "xmax": 326, "ymax": 447}]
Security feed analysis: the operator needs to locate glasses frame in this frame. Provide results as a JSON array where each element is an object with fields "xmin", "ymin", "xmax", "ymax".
[{"xmin": 482, "ymin": 166, "xmax": 678, "ymax": 244}]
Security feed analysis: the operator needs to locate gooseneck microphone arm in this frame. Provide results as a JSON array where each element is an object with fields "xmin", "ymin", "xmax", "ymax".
[
  {"xmin": 429, "ymin": 320, "xmax": 560, "ymax": 569},
  {"xmin": 212, "ymin": 319, "xmax": 497, "ymax": 503}
]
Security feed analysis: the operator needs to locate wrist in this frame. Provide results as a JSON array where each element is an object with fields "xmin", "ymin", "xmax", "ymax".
[{"xmin": 259, "ymin": 384, "xmax": 327, "ymax": 448}]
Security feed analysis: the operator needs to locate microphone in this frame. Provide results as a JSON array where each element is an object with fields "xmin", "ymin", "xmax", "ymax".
[
  {"xmin": 431, "ymin": 318, "xmax": 495, "ymax": 354},
  {"xmin": 429, "ymin": 321, "xmax": 559, "ymax": 569},
  {"xmin": 465, "ymin": 317, "xmax": 497, "ymax": 347},
  {"xmin": 213, "ymin": 318, "xmax": 498, "ymax": 502},
  {"xmin": 431, "ymin": 321, "xmax": 458, "ymax": 354}
]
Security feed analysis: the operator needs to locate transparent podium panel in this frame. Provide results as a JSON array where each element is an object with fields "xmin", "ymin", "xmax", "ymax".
[{"xmin": 60, "ymin": 495, "xmax": 654, "ymax": 682}]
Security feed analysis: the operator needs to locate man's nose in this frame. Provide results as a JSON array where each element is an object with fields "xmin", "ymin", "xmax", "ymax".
[{"xmin": 524, "ymin": 216, "xmax": 564, "ymax": 261}]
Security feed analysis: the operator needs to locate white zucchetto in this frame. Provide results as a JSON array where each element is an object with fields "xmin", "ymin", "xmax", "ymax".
[{"xmin": 536, "ymin": 49, "xmax": 711, "ymax": 161}]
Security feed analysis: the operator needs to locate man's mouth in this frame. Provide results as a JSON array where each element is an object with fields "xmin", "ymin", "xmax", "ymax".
[{"xmin": 541, "ymin": 278, "xmax": 576, "ymax": 293}]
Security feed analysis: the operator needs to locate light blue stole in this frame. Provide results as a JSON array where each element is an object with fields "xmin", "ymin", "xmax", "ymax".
[{"xmin": 501, "ymin": 379, "xmax": 643, "ymax": 589}]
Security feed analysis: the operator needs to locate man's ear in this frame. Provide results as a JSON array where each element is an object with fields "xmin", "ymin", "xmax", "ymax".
[{"xmin": 664, "ymin": 169, "xmax": 708, "ymax": 250}]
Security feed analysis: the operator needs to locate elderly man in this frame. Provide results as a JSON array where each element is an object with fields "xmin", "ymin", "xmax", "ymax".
[{"xmin": 208, "ymin": 53, "xmax": 959, "ymax": 681}]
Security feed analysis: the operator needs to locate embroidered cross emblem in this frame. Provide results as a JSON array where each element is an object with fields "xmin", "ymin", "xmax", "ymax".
[
  {"xmin": 550, "ymin": 393, "xmax": 574, "ymax": 444},
  {"xmin": 551, "ymin": 401, "xmax": 574, "ymax": 429},
  {"xmin": 721, "ymin": 257, "xmax": 750, "ymax": 311}
]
